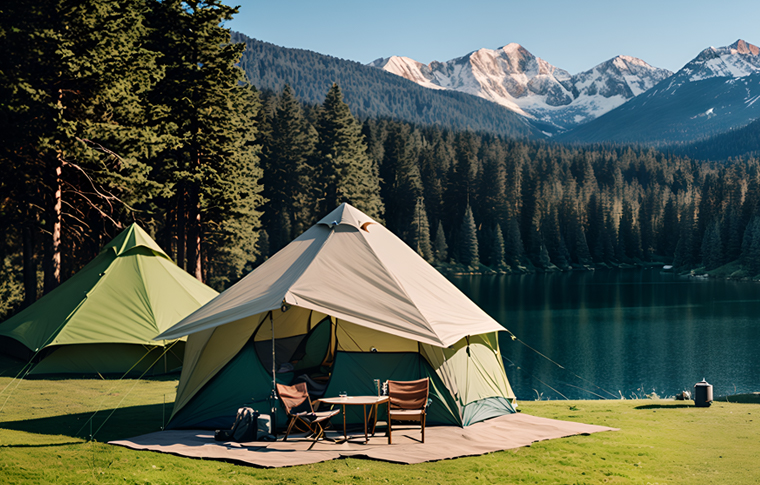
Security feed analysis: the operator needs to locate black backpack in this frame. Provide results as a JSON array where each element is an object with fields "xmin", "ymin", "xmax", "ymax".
[{"xmin": 214, "ymin": 407, "xmax": 260, "ymax": 442}]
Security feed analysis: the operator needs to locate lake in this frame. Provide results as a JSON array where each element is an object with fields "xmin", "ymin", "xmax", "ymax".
[{"xmin": 449, "ymin": 268, "xmax": 760, "ymax": 401}]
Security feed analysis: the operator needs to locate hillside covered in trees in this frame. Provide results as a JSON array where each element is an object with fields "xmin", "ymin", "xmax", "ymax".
[
  {"xmin": 2, "ymin": 1, "xmax": 760, "ymax": 323},
  {"xmin": 675, "ymin": 118, "xmax": 760, "ymax": 161},
  {"xmin": 231, "ymin": 32, "xmax": 543, "ymax": 140}
]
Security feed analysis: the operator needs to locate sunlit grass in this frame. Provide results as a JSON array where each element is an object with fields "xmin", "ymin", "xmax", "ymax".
[{"xmin": 1, "ymin": 375, "xmax": 758, "ymax": 484}]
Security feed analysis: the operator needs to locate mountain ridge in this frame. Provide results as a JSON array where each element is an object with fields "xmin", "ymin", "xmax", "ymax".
[
  {"xmin": 559, "ymin": 39, "xmax": 760, "ymax": 145},
  {"xmin": 232, "ymin": 32, "xmax": 542, "ymax": 140},
  {"xmin": 370, "ymin": 44, "xmax": 672, "ymax": 130}
]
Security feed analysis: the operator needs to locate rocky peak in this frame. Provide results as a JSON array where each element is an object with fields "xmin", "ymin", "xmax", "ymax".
[{"xmin": 730, "ymin": 39, "xmax": 759, "ymax": 56}]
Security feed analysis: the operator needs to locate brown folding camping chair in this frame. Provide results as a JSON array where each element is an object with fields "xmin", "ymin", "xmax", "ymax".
[
  {"xmin": 387, "ymin": 378, "xmax": 429, "ymax": 444},
  {"xmin": 276, "ymin": 382, "xmax": 340, "ymax": 449}
]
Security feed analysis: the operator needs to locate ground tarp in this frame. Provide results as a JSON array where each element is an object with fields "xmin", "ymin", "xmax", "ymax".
[{"xmin": 109, "ymin": 413, "xmax": 617, "ymax": 468}]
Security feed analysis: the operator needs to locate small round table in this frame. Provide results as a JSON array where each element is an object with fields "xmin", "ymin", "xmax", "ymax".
[{"xmin": 317, "ymin": 395, "xmax": 390, "ymax": 443}]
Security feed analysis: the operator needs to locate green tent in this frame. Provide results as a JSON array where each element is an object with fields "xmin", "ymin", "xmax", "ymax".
[
  {"xmin": 0, "ymin": 224, "xmax": 218, "ymax": 375},
  {"xmin": 157, "ymin": 204, "xmax": 516, "ymax": 430}
]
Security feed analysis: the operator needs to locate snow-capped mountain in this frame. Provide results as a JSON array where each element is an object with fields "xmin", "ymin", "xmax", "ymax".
[
  {"xmin": 561, "ymin": 39, "xmax": 760, "ymax": 145},
  {"xmin": 369, "ymin": 44, "xmax": 671, "ymax": 131},
  {"xmin": 682, "ymin": 39, "xmax": 760, "ymax": 82}
]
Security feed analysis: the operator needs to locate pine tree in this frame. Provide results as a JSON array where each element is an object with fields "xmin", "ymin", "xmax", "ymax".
[
  {"xmin": 459, "ymin": 205, "xmax": 479, "ymax": 268},
  {"xmin": 147, "ymin": 0, "xmax": 263, "ymax": 286},
  {"xmin": 504, "ymin": 217, "xmax": 526, "ymax": 267},
  {"xmin": 256, "ymin": 230, "xmax": 270, "ymax": 263},
  {"xmin": 261, "ymin": 85, "xmax": 316, "ymax": 245},
  {"xmin": 673, "ymin": 204, "xmax": 698, "ymax": 269},
  {"xmin": 314, "ymin": 84, "xmax": 384, "ymax": 220},
  {"xmin": 572, "ymin": 223, "xmax": 593, "ymax": 266},
  {"xmin": 723, "ymin": 205, "xmax": 744, "ymax": 263},
  {"xmin": 542, "ymin": 205, "xmax": 570, "ymax": 269},
  {"xmin": 741, "ymin": 216, "xmax": 760, "ymax": 275},
  {"xmin": 408, "ymin": 197, "xmax": 434, "ymax": 263},
  {"xmin": 619, "ymin": 201, "xmax": 643, "ymax": 260},
  {"xmin": 536, "ymin": 240, "xmax": 553, "ymax": 269},
  {"xmin": 659, "ymin": 196, "xmax": 680, "ymax": 258},
  {"xmin": 701, "ymin": 220, "xmax": 723, "ymax": 270},
  {"xmin": 380, "ymin": 123, "xmax": 423, "ymax": 236},
  {"xmin": 490, "ymin": 224, "xmax": 506, "ymax": 270},
  {"xmin": 433, "ymin": 223, "xmax": 449, "ymax": 263},
  {"xmin": 481, "ymin": 141, "xmax": 509, "ymax": 225},
  {"xmin": 443, "ymin": 132, "xmax": 480, "ymax": 242}
]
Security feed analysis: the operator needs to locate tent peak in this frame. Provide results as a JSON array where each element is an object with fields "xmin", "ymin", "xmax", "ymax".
[
  {"xmin": 316, "ymin": 203, "xmax": 378, "ymax": 231},
  {"xmin": 100, "ymin": 223, "xmax": 170, "ymax": 259}
]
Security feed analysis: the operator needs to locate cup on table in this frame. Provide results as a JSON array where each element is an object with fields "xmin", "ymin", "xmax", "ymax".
[{"xmin": 339, "ymin": 391, "xmax": 347, "ymax": 398}]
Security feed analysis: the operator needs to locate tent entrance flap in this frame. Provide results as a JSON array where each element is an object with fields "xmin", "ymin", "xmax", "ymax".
[{"xmin": 323, "ymin": 351, "xmax": 462, "ymax": 427}]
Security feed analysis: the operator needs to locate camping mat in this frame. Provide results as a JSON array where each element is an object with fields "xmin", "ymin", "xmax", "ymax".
[{"xmin": 108, "ymin": 413, "xmax": 617, "ymax": 468}]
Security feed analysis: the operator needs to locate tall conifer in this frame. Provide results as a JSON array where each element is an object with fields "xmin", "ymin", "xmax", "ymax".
[
  {"xmin": 147, "ymin": 0, "xmax": 263, "ymax": 286},
  {"xmin": 408, "ymin": 197, "xmax": 434, "ymax": 263},
  {"xmin": 459, "ymin": 205, "xmax": 480, "ymax": 268},
  {"xmin": 314, "ymin": 84, "xmax": 384, "ymax": 220},
  {"xmin": 261, "ymin": 85, "xmax": 316, "ymax": 250},
  {"xmin": 490, "ymin": 224, "xmax": 507, "ymax": 269},
  {"xmin": 433, "ymin": 223, "xmax": 449, "ymax": 263}
]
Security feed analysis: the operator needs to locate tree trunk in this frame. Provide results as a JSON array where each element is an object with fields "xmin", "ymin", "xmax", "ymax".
[
  {"xmin": 22, "ymin": 224, "xmax": 37, "ymax": 307},
  {"xmin": 44, "ymin": 157, "xmax": 63, "ymax": 294},
  {"xmin": 187, "ymin": 183, "xmax": 203, "ymax": 282},
  {"xmin": 176, "ymin": 186, "xmax": 186, "ymax": 271},
  {"xmin": 164, "ymin": 204, "xmax": 176, "ymax": 263}
]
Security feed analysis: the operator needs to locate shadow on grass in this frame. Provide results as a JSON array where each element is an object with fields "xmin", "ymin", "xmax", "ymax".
[
  {"xmin": 0, "ymin": 402, "xmax": 168, "ymax": 442},
  {"xmin": 0, "ymin": 441, "xmax": 83, "ymax": 448},
  {"xmin": 634, "ymin": 404, "xmax": 694, "ymax": 410},
  {"xmin": 0, "ymin": 355, "xmax": 27, "ymax": 377},
  {"xmin": 22, "ymin": 372, "xmax": 181, "ymax": 381},
  {"xmin": 0, "ymin": 355, "xmax": 181, "ymax": 381}
]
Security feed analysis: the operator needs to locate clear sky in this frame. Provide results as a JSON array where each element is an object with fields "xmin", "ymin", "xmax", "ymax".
[{"xmin": 223, "ymin": 0, "xmax": 759, "ymax": 75}]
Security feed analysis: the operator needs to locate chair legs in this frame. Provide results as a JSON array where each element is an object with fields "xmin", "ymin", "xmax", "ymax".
[
  {"xmin": 387, "ymin": 414, "xmax": 426, "ymax": 444},
  {"xmin": 387, "ymin": 405, "xmax": 392, "ymax": 444},
  {"xmin": 283, "ymin": 417, "xmax": 298, "ymax": 441},
  {"xmin": 283, "ymin": 416, "xmax": 335, "ymax": 449}
]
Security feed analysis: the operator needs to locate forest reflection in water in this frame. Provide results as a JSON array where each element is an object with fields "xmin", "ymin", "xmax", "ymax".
[{"xmin": 449, "ymin": 268, "xmax": 760, "ymax": 400}]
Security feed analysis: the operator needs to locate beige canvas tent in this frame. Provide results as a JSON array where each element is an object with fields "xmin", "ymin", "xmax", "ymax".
[{"xmin": 157, "ymin": 203, "xmax": 516, "ymax": 429}]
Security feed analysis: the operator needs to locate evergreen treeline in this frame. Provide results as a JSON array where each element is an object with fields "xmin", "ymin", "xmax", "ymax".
[
  {"xmin": 230, "ymin": 32, "xmax": 542, "ymax": 140},
  {"xmin": 256, "ymin": 87, "xmax": 760, "ymax": 281},
  {"xmin": 675, "ymin": 118, "xmax": 760, "ymax": 161}
]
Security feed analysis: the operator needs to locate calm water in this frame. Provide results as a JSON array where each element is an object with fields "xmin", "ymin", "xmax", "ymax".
[{"xmin": 449, "ymin": 269, "xmax": 760, "ymax": 400}]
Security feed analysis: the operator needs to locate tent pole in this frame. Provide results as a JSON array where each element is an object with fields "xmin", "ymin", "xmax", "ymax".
[{"xmin": 269, "ymin": 311, "xmax": 277, "ymax": 434}]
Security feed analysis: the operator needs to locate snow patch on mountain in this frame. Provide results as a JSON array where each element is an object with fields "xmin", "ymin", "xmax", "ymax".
[
  {"xmin": 370, "ymin": 45, "xmax": 671, "ymax": 130},
  {"xmin": 686, "ymin": 40, "xmax": 760, "ymax": 82},
  {"xmin": 557, "ymin": 40, "xmax": 760, "ymax": 145}
]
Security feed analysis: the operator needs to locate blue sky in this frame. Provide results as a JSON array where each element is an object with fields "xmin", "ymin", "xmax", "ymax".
[{"xmin": 223, "ymin": 0, "xmax": 759, "ymax": 74}]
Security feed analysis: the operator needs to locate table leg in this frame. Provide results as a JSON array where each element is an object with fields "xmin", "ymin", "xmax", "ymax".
[
  {"xmin": 342, "ymin": 404, "xmax": 347, "ymax": 440},
  {"xmin": 387, "ymin": 400, "xmax": 392, "ymax": 444},
  {"xmin": 369, "ymin": 403, "xmax": 378, "ymax": 436},
  {"xmin": 363, "ymin": 404, "xmax": 368, "ymax": 443}
]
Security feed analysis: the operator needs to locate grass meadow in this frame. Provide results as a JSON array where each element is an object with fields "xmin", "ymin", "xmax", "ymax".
[{"xmin": 1, "ymin": 357, "xmax": 758, "ymax": 484}]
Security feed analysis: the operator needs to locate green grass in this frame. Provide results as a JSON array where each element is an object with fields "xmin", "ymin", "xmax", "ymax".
[{"xmin": 1, "ymin": 376, "xmax": 759, "ymax": 484}]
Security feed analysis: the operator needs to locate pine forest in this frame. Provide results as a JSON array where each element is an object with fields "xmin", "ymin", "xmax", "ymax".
[{"xmin": 2, "ymin": 1, "xmax": 760, "ymax": 322}]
